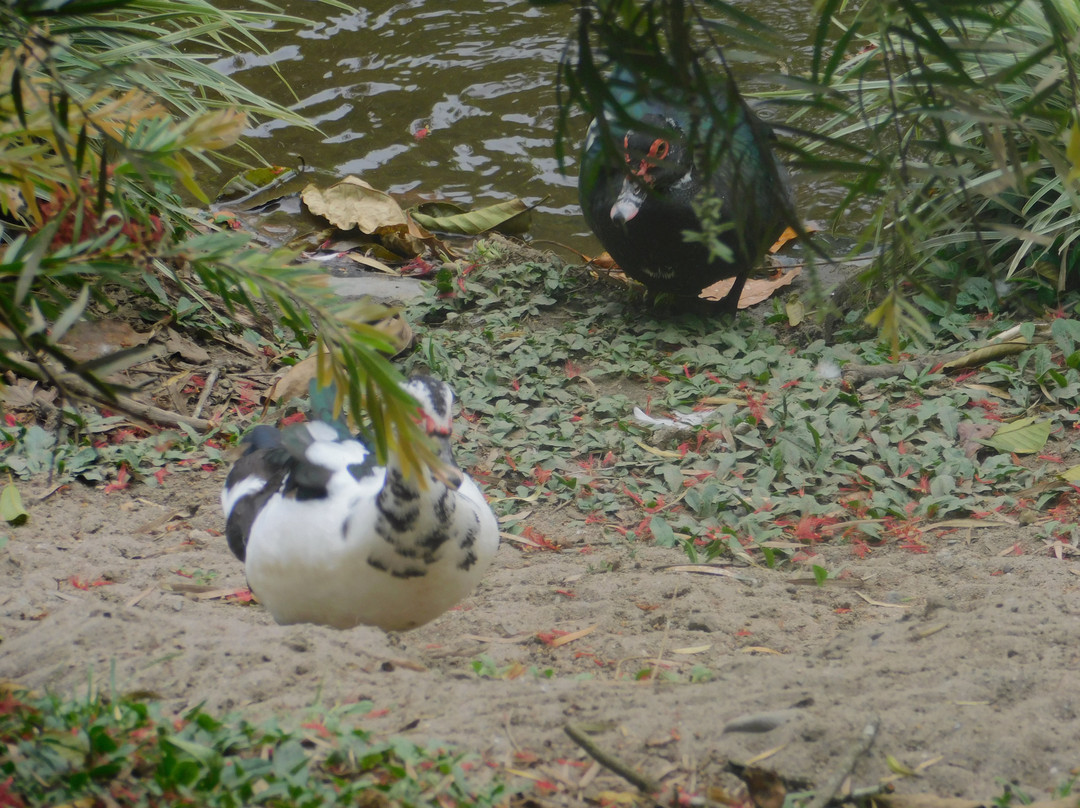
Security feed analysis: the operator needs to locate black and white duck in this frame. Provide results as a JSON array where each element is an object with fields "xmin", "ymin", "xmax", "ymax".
[
  {"xmin": 578, "ymin": 68, "xmax": 794, "ymax": 312},
  {"xmin": 220, "ymin": 375, "xmax": 499, "ymax": 632}
]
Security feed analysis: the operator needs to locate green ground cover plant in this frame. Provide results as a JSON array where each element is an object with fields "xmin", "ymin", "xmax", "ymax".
[
  {"xmin": 407, "ymin": 244, "xmax": 1080, "ymax": 566},
  {"xmin": 0, "ymin": 680, "xmax": 506, "ymax": 807}
]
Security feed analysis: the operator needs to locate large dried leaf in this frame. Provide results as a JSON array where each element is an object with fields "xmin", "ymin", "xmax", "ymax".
[
  {"xmin": 768, "ymin": 226, "xmax": 799, "ymax": 253},
  {"xmin": 1, "ymin": 484, "xmax": 29, "ymax": 525},
  {"xmin": 178, "ymin": 108, "xmax": 248, "ymax": 151},
  {"xmin": 59, "ymin": 320, "xmax": 154, "ymax": 363},
  {"xmin": 983, "ymin": 417, "xmax": 1051, "ymax": 454},
  {"xmin": 785, "ymin": 298, "xmax": 804, "ymax": 326},
  {"xmin": 700, "ymin": 267, "xmax": 801, "ymax": 307},
  {"xmin": 378, "ymin": 220, "xmax": 433, "ymax": 258},
  {"xmin": 1060, "ymin": 465, "xmax": 1080, "ymax": 482},
  {"xmin": 302, "ymin": 176, "xmax": 407, "ymax": 233},
  {"xmin": 165, "ymin": 328, "xmax": 211, "ymax": 363},
  {"xmin": 271, "ymin": 315, "xmax": 413, "ymax": 403},
  {"xmin": 939, "ymin": 338, "xmax": 1031, "ymax": 370},
  {"xmin": 409, "ymin": 198, "xmax": 533, "ymax": 236},
  {"xmin": 347, "ymin": 253, "xmax": 397, "ymax": 273}
]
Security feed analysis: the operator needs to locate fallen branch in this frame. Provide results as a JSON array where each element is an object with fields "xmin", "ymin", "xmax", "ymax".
[
  {"xmin": 803, "ymin": 717, "xmax": 880, "ymax": 808},
  {"xmin": 842, "ymin": 353, "xmax": 967, "ymax": 387},
  {"xmin": 843, "ymin": 324, "xmax": 1050, "ymax": 388},
  {"xmin": 102, "ymin": 390, "xmax": 214, "ymax": 432},
  {"xmin": 564, "ymin": 723, "xmax": 661, "ymax": 796},
  {"xmin": 56, "ymin": 370, "xmax": 214, "ymax": 432}
]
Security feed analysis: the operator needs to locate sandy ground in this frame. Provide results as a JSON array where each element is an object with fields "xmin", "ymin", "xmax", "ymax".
[{"xmin": 2, "ymin": 464, "xmax": 1078, "ymax": 804}]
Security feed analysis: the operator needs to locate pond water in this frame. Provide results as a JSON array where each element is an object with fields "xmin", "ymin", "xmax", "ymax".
[{"xmin": 212, "ymin": 0, "xmax": 837, "ymax": 253}]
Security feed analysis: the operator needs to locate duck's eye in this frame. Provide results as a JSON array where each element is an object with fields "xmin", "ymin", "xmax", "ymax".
[{"xmin": 648, "ymin": 139, "xmax": 670, "ymax": 160}]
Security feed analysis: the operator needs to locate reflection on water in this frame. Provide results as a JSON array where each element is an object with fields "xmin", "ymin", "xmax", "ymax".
[{"xmin": 213, "ymin": 0, "xmax": 843, "ymax": 250}]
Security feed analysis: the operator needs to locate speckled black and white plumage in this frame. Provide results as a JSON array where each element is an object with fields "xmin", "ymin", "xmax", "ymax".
[{"xmin": 220, "ymin": 376, "xmax": 499, "ymax": 631}]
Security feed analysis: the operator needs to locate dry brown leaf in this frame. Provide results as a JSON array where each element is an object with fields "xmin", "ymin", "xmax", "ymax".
[
  {"xmin": 958, "ymin": 422, "xmax": 997, "ymax": 458},
  {"xmin": 163, "ymin": 583, "xmax": 222, "ymax": 595},
  {"xmin": 593, "ymin": 791, "xmax": 637, "ymax": 805},
  {"xmin": 60, "ymin": 319, "xmax": 153, "ymax": 363},
  {"xmin": 180, "ymin": 108, "xmax": 248, "ymax": 150},
  {"xmin": 769, "ymin": 226, "xmax": 799, "ymax": 253},
  {"xmin": 499, "ymin": 530, "xmax": 549, "ymax": 548},
  {"xmin": 192, "ymin": 588, "xmax": 241, "ymax": 601},
  {"xmin": 347, "ymin": 252, "xmax": 397, "ymax": 274},
  {"xmin": 135, "ymin": 505, "xmax": 199, "ymax": 534},
  {"xmin": 744, "ymin": 744, "xmax": 787, "ymax": 765},
  {"xmin": 702, "ymin": 277, "xmax": 739, "ymax": 300},
  {"xmin": 375, "ymin": 314, "xmax": 414, "ymax": 356},
  {"xmin": 550, "ymin": 624, "xmax": 597, "ymax": 647},
  {"xmin": 939, "ymin": 339, "xmax": 1032, "ymax": 371},
  {"xmin": 671, "ymin": 644, "xmax": 712, "ymax": 654},
  {"xmin": 699, "ymin": 396, "xmax": 743, "ymax": 406},
  {"xmin": 741, "ymin": 766, "xmax": 787, "ymax": 808},
  {"xmin": 785, "ymin": 298, "xmax": 804, "ymax": 326},
  {"xmin": 302, "ymin": 176, "xmax": 407, "ymax": 233},
  {"xmin": 959, "ymin": 383, "xmax": 1011, "ymax": 399},
  {"xmin": 663, "ymin": 564, "xmax": 743, "ymax": 579},
  {"xmin": 504, "ymin": 768, "xmax": 550, "ymax": 783},
  {"xmin": 632, "ymin": 437, "xmax": 682, "ymax": 459},
  {"xmin": 700, "ymin": 267, "xmax": 801, "ymax": 307},
  {"xmin": 378, "ymin": 221, "xmax": 428, "ymax": 257},
  {"xmin": 0, "ymin": 680, "xmax": 39, "ymax": 699},
  {"xmin": 927, "ymin": 518, "xmax": 1014, "ymax": 530},
  {"xmin": 271, "ymin": 316, "xmax": 413, "ymax": 404},
  {"xmin": 271, "ymin": 355, "xmax": 320, "ymax": 404},
  {"xmin": 589, "ymin": 252, "xmax": 619, "ymax": 270},
  {"xmin": 404, "ymin": 212, "xmax": 455, "ymax": 258},
  {"xmin": 0, "ymin": 378, "xmax": 57, "ymax": 409},
  {"xmin": 165, "ymin": 328, "xmax": 211, "ymax": 363}
]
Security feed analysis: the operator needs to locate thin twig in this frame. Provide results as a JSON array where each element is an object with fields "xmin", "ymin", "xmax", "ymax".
[
  {"xmin": 56, "ymin": 371, "xmax": 214, "ymax": 431},
  {"xmin": 109, "ymin": 392, "xmax": 213, "ymax": 431},
  {"xmin": 648, "ymin": 611, "xmax": 672, "ymax": 684},
  {"xmin": 804, "ymin": 717, "xmax": 880, "ymax": 808},
  {"xmin": 788, "ymin": 783, "xmax": 894, "ymax": 808},
  {"xmin": 191, "ymin": 368, "xmax": 219, "ymax": 420},
  {"xmin": 564, "ymin": 723, "xmax": 661, "ymax": 796},
  {"xmin": 503, "ymin": 712, "xmax": 523, "ymax": 756}
]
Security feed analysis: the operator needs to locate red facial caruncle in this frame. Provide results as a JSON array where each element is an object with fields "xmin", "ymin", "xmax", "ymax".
[{"xmin": 624, "ymin": 133, "xmax": 670, "ymax": 184}]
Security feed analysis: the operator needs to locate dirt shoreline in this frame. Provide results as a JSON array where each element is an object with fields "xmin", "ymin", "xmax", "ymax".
[{"xmin": 2, "ymin": 466, "xmax": 1078, "ymax": 802}]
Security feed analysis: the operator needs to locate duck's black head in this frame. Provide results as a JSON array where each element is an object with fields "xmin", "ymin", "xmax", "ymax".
[
  {"xmin": 611, "ymin": 113, "xmax": 692, "ymax": 223},
  {"xmin": 622, "ymin": 114, "xmax": 690, "ymax": 186}
]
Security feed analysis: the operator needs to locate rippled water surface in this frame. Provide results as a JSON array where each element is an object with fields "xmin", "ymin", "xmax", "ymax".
[{"xmin": 214, "ymin": 0, "xmax": 833, "ymax": 250}]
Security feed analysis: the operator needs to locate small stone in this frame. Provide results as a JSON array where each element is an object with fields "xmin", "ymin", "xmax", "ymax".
[{"xmin": 284, "ymin": 633, "xmax": 310, "ymax": 653}]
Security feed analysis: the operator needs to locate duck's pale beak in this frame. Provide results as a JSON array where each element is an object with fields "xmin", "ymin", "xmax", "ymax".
[{"xmin": 611, "ymin": 177, "xmax": 647, "ymax": 224}]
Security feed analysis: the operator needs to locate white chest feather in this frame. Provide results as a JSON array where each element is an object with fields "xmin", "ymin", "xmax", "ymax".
[{"xmin": 243, "ymin": 465, "xmax": 498, "ymax": 631}]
